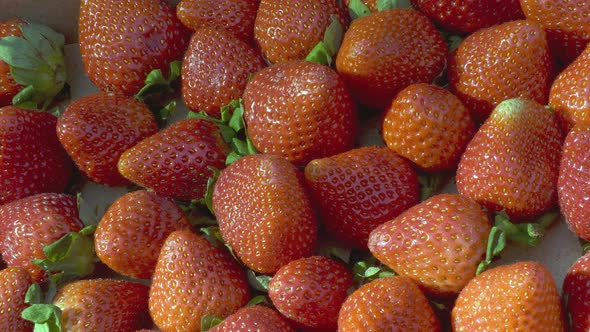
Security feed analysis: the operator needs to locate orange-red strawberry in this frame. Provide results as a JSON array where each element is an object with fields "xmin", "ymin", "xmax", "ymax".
[
  {"xmin": 0, "ymin": 20, "xmax": 24, "ymax": 107},
  {"xmin": 456, "ymin": 98, "xmax": 563, "ymax": 220},
  {"xmin": 452, "ymin": 261, "xmax": 565, "ymax": 331},
  {"xmin": 149, "ymin": 230, "xmax": 250, "ymax": 332},
  {"xmin": 181, "ymin": 27, "xmax": 265, "ymax": 118},
  {"xmin": 269, "ymin": 256, "xmax": 354, "ymax": 331},
  {"xmin": 118, "ymin": 118, "xmax": 229, "ymax": 202},
  {"xmin": 0, "ymin": 267, "xmax": 32, "ymax": 332},
  {"xmin": 382, "ymin": 83, "xmax": 476, "ymax": 171},
  {"xmin": 335, "ymin": 9, "xmax": 448, "ymax": 110},
  {"xmin": 304, "ymin": 146, "xmax": 419, "ymax": 249},
  {"xmin": 448, "ymin": 20, "xmax": 553, "ymax": 122},
  {"xmin": 338, "ymin": 276, "xmax": 441, "ymax": 331},
  {"xmin": 212, "ymin": 154, "xmax": 318, "ymax": 274},
  {"xmin": 209, "ymin": 305, "xmax": 297, "ymax": 332},
  {"xmin": 94, "ymin": 190, "xmax": 192, "ymax": 279},
  {"xmin": 0, "ymin": 106, "xmax": 73, "ymax": 205},
  {"xmin": 56, "ymin": 92, "xmax": 158, "ymax": 186},
  {"xmin": 78, "ymin": 0, "xmax": 190, "ymax": 96},
  {"xmin": 369, "ymin": 193, "xmax": 490, "ymax": 297},
  {"xmin": 563, "ymin": 251, "xmax": 590, "ymax": 332}
]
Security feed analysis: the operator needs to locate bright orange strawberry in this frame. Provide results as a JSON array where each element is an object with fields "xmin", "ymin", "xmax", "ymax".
[
  {"xmin": 0, "ymin": 267, "xmax": 32, "ymax": 332},
  {"xmin": 209, "ymin": 305, "xmax": 297, "ymax": 332},
  {"xmin": 563, "ymin": 251, "xmax": 590, "ymax": 332}
]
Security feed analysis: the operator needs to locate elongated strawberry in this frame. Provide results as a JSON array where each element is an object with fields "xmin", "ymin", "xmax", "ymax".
[
  {"xmin": 452, "ymin": 261, "xmax": 565, "ymax": 331},
  {"xmin": 0, "ymin": 267, "xmax": 32, "ymax": 332},
  {"xmin": 456, "ymin": 98, "xmax": 563, "ymax": 220},
  {"xmin": 563, "ymin": 251, "xmax": 590, "ymax": 332},
  {"xmin": 448, "ymin": 20, "xmax": 553, "ymax": 122},
  {"xmin": 209, "ymin": 305, "xmax": 297, "ymax": 332},
  {"xmin": 212, "ymin": 154, "xmax": 318, "ymax": 274},
  {"xmin": 304, "ymin": 146, "xmax": 419, "ymax": 248},
  {"xmin": 78, "ymin": 0, "xmax": 190, "ymax": 96},
  {"xmin": 243, "ymin": 60, "xmax": 357, "ymax": 166},
  {"xmin": 149, "ymin": 230, "xmax": 250, "ymax": 332}
]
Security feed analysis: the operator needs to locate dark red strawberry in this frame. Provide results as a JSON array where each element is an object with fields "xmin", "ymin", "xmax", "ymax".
[
  {"xmin": 563, "ymin": 251, "xmax": 590, "ymax": 332},
  {"xmin": 78, "ymin": 0, "xmax": 190, "ymax": 95},
  {"xmin": 209, "ymin": 305, "xmax": 297, "ymax": 332},
  {"xmin": 0, "ymin": 20, "xmax": 24, "ymax": 107},
  {"xmin": 0, "ymin": 267, "xmax": 33, "ymax": 332}
]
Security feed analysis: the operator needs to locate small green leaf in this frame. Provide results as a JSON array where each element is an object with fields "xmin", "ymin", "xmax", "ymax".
[
  {"xmin": 228, "ymin": 100, "xmax": 246, "ymax": 132},
  {"xmin": 21, "ymin": 304, "xmax": 62, "ymax": 332},
  {"xmin": 476, "ymin": 226, "xmax": 506, "ymax": 275},
  {"xmin": 225, "ymin": 152, "xmax": 242, "ymax": 166},
  {"xmin": 306, "ymin": 16, "xmax": 343, "ymax": 66},
  {"xmin": 348, "ymin": 0, "xmax": 372, "ymax": 20},
  {"xmin": 159, "ymin": 100, "xmax": 176, "ymax": 123},
  {"xmin": 327, "ymin": 246, "xmax": 352, "ymax": 264},
  {"xmin": 201, "ymin": 315, "xmax": 223, "ymax": 332},
  {"xmin": 364, "ymin": 266, "xmax": 381, "ymax": 278},
  {"xmin": 305, "ymin": 42, "xmax": 332, "ymax": 66},
  {"xmin": 25, "ymin": 284, "xmax": 43, "ymax": 305},
  {"xmin": 376, "ymin": 0, "xmax": 399, "ymax": 11},
  {"xmin": 246, "ymin": 295, "xmax": 269, "ymax": 307},
  {"xmin": 135, "ymin": 60, "xmax": 182, "ymax": 101},
  {"xmin": 247, "ymin": 270, "xmax": 272, "ymax": 292},
  {"xmin": 0, "ymin": 36, "xmax": 42, "ymax": 69},
  {"xmin": 199, "ymin": 167, "xmax": 221, "ymax": 215},
  {"xmin": 580, "ymin": 238, "xmax": 590, "ymax": 255}
]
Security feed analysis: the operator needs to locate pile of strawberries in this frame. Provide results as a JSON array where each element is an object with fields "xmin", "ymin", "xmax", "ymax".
[{"xmin": 0, "ymin": 0, "xmax": 589, "ymax": 331}]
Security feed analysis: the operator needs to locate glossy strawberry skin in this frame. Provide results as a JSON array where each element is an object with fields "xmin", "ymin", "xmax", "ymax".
[
  {"xmin": 94, "ymin": 190, "xmax": 192, "ymax": 280},
  {"xmin": 181, "ymin": 27, "xmax": 265, "ymax": 118},
  {"xmin": 448, "ymin": 20, "xmax": 553, "ymax": 122},
  {"xmin": 0, "ymin": 267, "xmax": 32, "ymax": 332},
  {"xmin": 336, "ymin": 9, "xmax": 448, "ymax": 110},
  {"xmin": 563, "ymin": 251, "xmax": 590, "ymax": 332},
  {"xmin": 57, "ymin": 92, "xmax": 158, "ymax": 186},
  {"xmin": 0, "ymin": 106, "xmax": 73, "ymax": 205},
  {"xmin": 209, "ymin": 305, "xmax": 297, "ymax": 332},
  {"xmin": 118, "ymin": 118, "xmax": 229, "ymax": 202},
  {"xmin": 149, "ymin": 230, "xmax": 250, "ymax": 332},
  {"xmin": 304, "ymin": 146, "xmax": 419, "ymax": 249},
  {"xmin": 212, "ymin": 154, "xmax": 318, "ymax": 274},
  {"xmin": 456, "ymin": 98, "xmax": 563, "ymax": 220},
  {"xmin": 78, "ymin": 0, "xmax": 190, "ymax": 95},
  {"xmin": 0, "ymin": 20, "xmax": 24, "ymax": 107}
]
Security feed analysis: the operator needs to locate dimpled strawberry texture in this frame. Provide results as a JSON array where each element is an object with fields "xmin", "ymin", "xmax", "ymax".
[
  {"xmin": 0, "ymin": 267, "xmax": 32, "ymax": 332},
  {"xmin": 209, "ymin": 306, "xmax": 297, "ymax": 332},
  {"xmin": 0, "ymin": 20, "xmax": 24, "ymax": 107},
  {"xmin": 563, "ymin": 252, "xmax": 590, "ymax": 332}
]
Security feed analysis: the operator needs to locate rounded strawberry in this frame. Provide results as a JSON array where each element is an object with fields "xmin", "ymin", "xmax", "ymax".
[
  {"xmin": 563, "ymin": 251, "xmax": 590, "ymax": 332},
  {"xmin": 57, "ymin": 92, "xmax": 158, "ymax": 186},
  {"xmin": 448, "ymin": 20, "xmax": 553, "ymax": 122},
  {"xmin": 0, "ymin": 267, "xmax": 32, "ymax": 332},
  {"xmin": 304, "ymin": 146, "xmax": 419, "ymax": 249},
  {"xmin": 452, "ymin": 261, "xmax": 565, "ymax": 331},
  {"xmin": 335, "ymin": 8, "xmax": 448, "ymax": 110},
  {"xmin": 382, "ymin": 83, "xmax": 476, "ymax": 171},
  {"xmin": 0, "ymin": 20, "xmax": 24, "ymax": 107},
  {"xmin": 209, "ymin": 305, "xmax": 297, "ymax": 332},
  {"xmin": 243, "ymin": 60, "xmax": 357, "ymax": 166},
  {"xmin": 338, "ymin": 276, "xmax": 441, "ymax": 331},
  {"xmin": 212, "ymin": 154, "xmax": 318, "ymax": 274},
  {"xmin": 149, "ymin": 230, "xmax": 250, "ymax": 332},
  {"xmin": 181, "ymin": 27, "xmax": 265, "ymax": 118}
]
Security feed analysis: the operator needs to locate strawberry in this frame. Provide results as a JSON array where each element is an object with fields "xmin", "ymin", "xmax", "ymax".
[
  {"xmin": 176, "ymin": 0, "xmax": 259, "ymax": 41},
  {"xmin": 521, "ymin": 0, "xmax": 590, "ymax": 64},
  {"xmin": 209, "ymin": 305, "xmax": 297, "ymax": 332},
  {"xmin": 149, "ymin": 230, "xmax": 250, "ymax": 332},
  {"xmin": 549, "ymin": 44, "xmax": 590, "ymax": 132},
  {"xmin": 212, "ymin": 154, "xmax": 318, "ymax": 274},
  {"xmin": 268, "ymin": 256, "xmax": 354, "ymax": 331},
  {"xmin": 451, "ymin": 261, "xmax": 565, "ymax": 331},
  {"xmin": 448, "ymin": 20, "xmax": 553, "ymax": 122},
  {"xmin": 456, "ymin": 98, "xmax": 563, "ymax": 220},
  {"xmin": 368, "ymin": 193, "xmax": 490, "ymax": 297},
  {"xmin": 181, "ymin": 27, "xmax": 265, "ymax": 118},
  {"xmin": 94, "ymin": 190, "xmax": 192, "ymax": 279},
  {"xmin": 242, "ymin": 60, "xmax": 357, "ymax": 166},
  {"xmin": 335, "ymin": 8, "xmax": 448, "ymax": 110},
  {"xmin": 78, "ymin": 0, "xmax": 190, "ymax": 96},
  {"xmin": 0, "ymin": 20, "xmax": 24, "ymax": 107},
  {"xmin": 338, "ymin": 276, "xmax": 441, "ymax": 331},
  {"xmin": 382, "ymin": 83, "xmax": 476, "ymax": 171},
  {"xmin": 0, "ymin": 106, "xmax": 72, "ymax": 205},
  {"xmin": 0, "ymin": 267, "xmax": 33, "ymax": 332},
  {"xmin": 411, "ymin": 0, "xmax": 524, "ymax": 34},
  {"xmin": 254, "ymin": 0, "xmax": 349, "ymax": 64},
  {"xmin": 558, "ymin": 125, "xmax": 590, "ymax": 240},
  {"xmin": 304, "ymin": 146, "xmax": 419, "ymax": 249},
  {"xmin": 563, "ymin": 251, "xmax": 590, "ymax": 332},
  {"xmin": 118, "ymin": 117, "xmax": 229, "ymax": 202},
  {"xmin": 56, "ymin": 92, "xmax": 158, "ymax": 186}
]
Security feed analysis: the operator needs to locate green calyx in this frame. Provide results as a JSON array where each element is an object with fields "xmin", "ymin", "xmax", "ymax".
[
  {"xmin": 0, "ymin": 22, "xmax": 67, "ymax": 110},
  {"xmin": 348, "ymin": 0, "xmax": 411, "ymax": 21},
  {"xmin": 306, "ymin": 15, "xmax": 343, "ymax": 66}
]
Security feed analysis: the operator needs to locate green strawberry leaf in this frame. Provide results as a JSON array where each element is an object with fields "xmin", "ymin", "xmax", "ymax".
[
  {"xmin": 201, "ymin": 314, "xmax": 223, "ymax": 332},
  {"xmin": 305, "ymin": 15, "xmax": 343, "ymax": 66},
  {"xmin": 246, "ymin": 295, "xmax": 270, "ymax": 307},
  {"xmin": 25, "ymin": 283, "xmax": 44, "ymax": 305},
  {"xmin": 158, "ymin": 100, "xmax": 176, "ymax": 123},
  {"xmin": 135, "ymin": 60, "xmax": 182, "ymax": 102},
  {"xmin": 348, "ymin": 0, "xmax": 371, "ymax": 20},
  {"xmin": 476, "ymin": 226, "xmax": 506, "ymax": 275},
  {"xmin": 376, "ymin": 0, "xmax": 398, "ymax": 10},
  {"xmin": 439, "ymin": 29, "xmax": 463, "ymax": 53},
  {"xmin": 21, "ymin": 303, "xmax": 62, "ymax": 332},
  {"xmin": 247, "ymin": 270, "xmax": 272, "ymax": 292},
  {"xmin": 199, "ymin": 166, "xmax": 221, "ymax": 215},
  {"xmin": 580, "ymin": 238, "xmax": 590, "ymax": 255},
  {"xmin": 352, "ymin": 255, "xmax": 396, "ymax": 286}
]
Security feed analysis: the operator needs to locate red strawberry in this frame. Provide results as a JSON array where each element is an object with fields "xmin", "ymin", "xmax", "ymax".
[
  {"xmin": 452, "ymin": 261, "xmax": 565, "ymax": 331},
  {"xmin": 304, "ymin": 146, "xmax": 419, "ymax": 249},
  {"xmin": 0, "ymin": 106, "xmax": 72, "ymax": 205},
  {"xmin": 242, "ymin": 60, "xmax": 358, "ymax": 166},
  {"xmin": 382, "ymin": 83, "xmax": 476, "ymax": 171},
  {"xmin": 209, "ymin": 305, "xmax": 297, "ymax": 332},
  {"xmin": 456, "ymin": 98, "xmax": 563, "ymax": 220},
  {"xmin": 212, "ymin": 154, "xmax": 318, "ymax": 274},
  {"xmin": 338, "ymin": 276, "xmax": 441, "ymax": 331},
  {"xmin": 269, "ymin": 256, "xmax": 354, "ymax": 331},
  {"xmin": 149, "ymin": 230, "xmax": 250, "ymax": 332},
  {"xmin": 56, "ymin": 92, "xmax": 158, "ymax": 186},
  {"xmin": 0, "ymin": 267, "xmax": 33, "ymax": 332},
  {"xmin": 181, "ymin": 27, "xmax": 265, "ymax": 118},
  {"xmin": 448, "ymin": 20, "xmax": 553, "ymax": 122},
  {"xmin": 118, "ymin": 117, "xmax": 229, "ymax": 202},
  {"xmin": 335, "ymin": 8, "xmax": 448, "ymax": 110},
  {"xmin": 521, "ymin": 0, "xmax": 590, "ymax": 64},
  {"xmin": 176, "ymin": 0, "xmax": 259, "ymax": 41},
  {"xmin": 94, "ymin": 190, "xmax": 192, "ymax": 279},
  {"xmin": 563, "ymin": 251, "xmax": 590, "ymax": 332},
  {"xmin": 53, "ymin": 279, "xmax": 150, "ymax": 331},
  {"xmin": 78, "ymin": 0, "xmax": 190, "ymax": 95},
  {"xmin": 0, "ymin": 20, "xmax": 24, "ymax": 107},
  {"xmin": 254, "ymin": 0, "xmax": 349, "ymax": 64}
]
